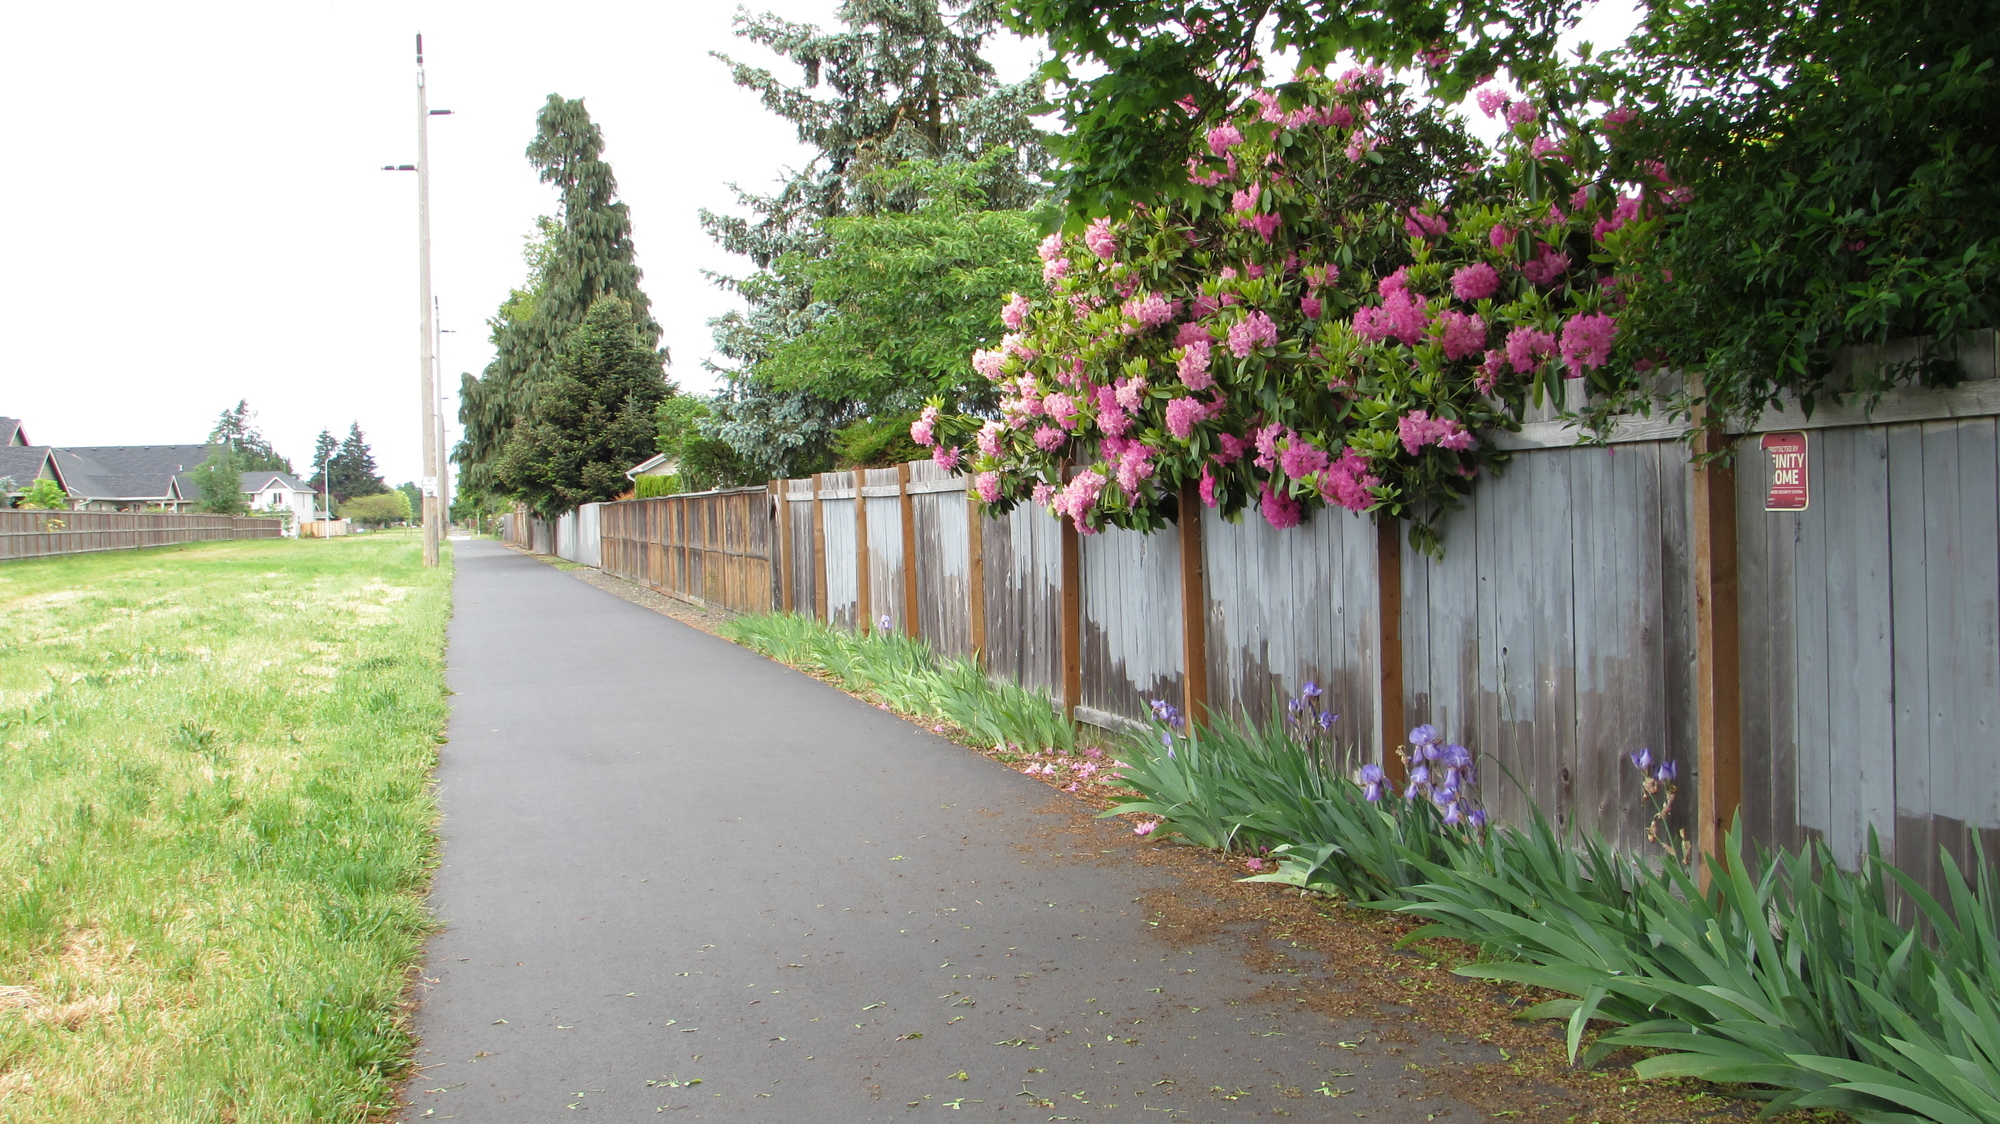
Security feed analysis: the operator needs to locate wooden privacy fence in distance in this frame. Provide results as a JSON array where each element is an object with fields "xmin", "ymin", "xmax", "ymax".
[
  {"xmin": 598, "ymin": 488, "xmax": 775, "ymax": 615},
  {"xmin": 0, "ymin": 510, "xmax": 283, "ymax": 561},
  {"xmin": 579, "ymin": 334, "xmax": 1999, "ymax": 890}
]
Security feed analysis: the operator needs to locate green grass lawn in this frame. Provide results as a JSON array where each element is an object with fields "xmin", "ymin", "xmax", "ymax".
[{"xmin": 0, "ymin": 536, "xmax": 450, "ymax": 1121}]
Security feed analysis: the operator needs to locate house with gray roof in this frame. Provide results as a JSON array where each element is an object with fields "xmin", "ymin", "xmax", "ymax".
[
  {"xmin": 1, "ymin": 417, "xmax": 30, "ymax": 446},
  {"xmin": 53, "ymin": 445, "xmax": 209, "ymax": 511}
]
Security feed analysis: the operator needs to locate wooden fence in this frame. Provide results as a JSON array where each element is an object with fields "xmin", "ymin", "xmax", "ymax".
[
  {"xmin": 561, "ymin": 338, "xmax": 2000, "ymax": 888},
  {"xmin": 0, "ymin": 509, "xmax": 283, "ymax": 561}
]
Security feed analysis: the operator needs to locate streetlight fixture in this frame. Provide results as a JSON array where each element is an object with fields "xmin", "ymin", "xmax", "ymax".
[{"xmin": 382, "ymin": 33, "xmax": 452, "ymax": 567}]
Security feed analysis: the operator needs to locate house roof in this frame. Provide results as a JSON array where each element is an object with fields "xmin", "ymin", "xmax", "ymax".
[
  {"xmin": 626, "ymin": 453, "xmax": 678, "ymax": 479},
  {"xmin": 241, "ymin": 470, "xmax": 311, "ymax": 493},
  {"xmin": 0, "ymin": 418, "xmax": 27, "ymax": 446},
  {"xmin": 52, "ymin": 445, "xmax": 211, "ymax": 502},
  {"xmin": 0, "ymin": 446, "xmax": 55, "ymax": 492}
]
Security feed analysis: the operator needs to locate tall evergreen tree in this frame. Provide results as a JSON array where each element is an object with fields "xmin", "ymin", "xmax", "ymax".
[
  {"xmin": 700, "ymin": 0, "xmax": 1048, "ymax": 479},
  {"xmin": 207, "ymin": 400, "xmax": 292, "ymax": 473},
  {"xmin": 458, "ymin": 99, "xmax": 662, "ymax": 499},
  {"xmin": 328, "ymin": 422, "xmax": 388, "ymax": 503},
  {"xmin": 308, "ymin": 430, "xmax": 339, "ymax": 509},
  {"xmin": 493, "ymin": 297, "xmax": 670, "ymax": 518}
]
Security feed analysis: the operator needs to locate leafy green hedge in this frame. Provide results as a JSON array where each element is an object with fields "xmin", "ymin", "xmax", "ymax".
[{"xmin": 1111, "ymin": 703, "xmax": 2000, "ymax": 1124}]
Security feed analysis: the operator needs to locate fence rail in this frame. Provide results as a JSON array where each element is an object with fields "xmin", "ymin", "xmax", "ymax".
[
  {"xmin": 0, "ymin": 510, "xmax": 283, "ymax": 561},
  {"xmin": 598, "ymin": 489, "xmax": 775, "ymax": 615}
]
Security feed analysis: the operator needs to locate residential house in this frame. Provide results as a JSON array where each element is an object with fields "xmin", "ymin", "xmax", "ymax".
[{"xmin": 239, "ymin": 470, "xmax": 320, "ymax": 525}]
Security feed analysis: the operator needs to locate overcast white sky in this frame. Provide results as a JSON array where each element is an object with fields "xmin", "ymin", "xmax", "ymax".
[
  {"xmin": 0, "ymin": 0, "xmax": 1041, "ymax": 483},
  {"xmin": 1, "ymin": 2, "xmax": 1632, "ymax": 485}
]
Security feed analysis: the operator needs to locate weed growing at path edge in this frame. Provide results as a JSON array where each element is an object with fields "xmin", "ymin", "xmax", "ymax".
[{"xmin": 0, "ymin": 536, "xmax": 449, "ymax": 1121}]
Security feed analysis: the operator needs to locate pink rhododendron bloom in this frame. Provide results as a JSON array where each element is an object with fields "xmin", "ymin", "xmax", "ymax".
[
  {"xmin": 1001, "ymin": 291, "xmax": 1030, "ymax": 330},
  {"xmin": 911, "ymin": 404, "xmax": 940, "ymax": 447},
  {"xmin": 1505, "ymin": 99, "xmax": 1538, "ymax": 127},
  {"xmin": 1054, "ymin": 470, "xmax": 1107, "ymax": 533},
  {"xmin": 1384, "ymin": 290, "xmax": 1429, "ymax": 345},
  {"xmin": 1033, "ymin": 424, "xmax": 1066, "ymax": 451},
  {"xmin": 1239, "ymin": 212, "xmax": 1281, "ymax": 241},
  {"xmin": 1084, "ymin": 217, "xmax": 1119, "ymax": 260},
  {"xmin": 1505, "ymin": 326, "xmax": 1559, "ymax": 373},
  {"xmin": 1320, "ymin": 448, "xmax": 1380, "ymax": 511},
  {"xmin": 1116, "ymin": 444, "xmax": 1157, "ymax": 495},
  {"xmin": 1042, "ymin": 256, "xmax": 1070, "ymax": 285},
  {"xmin": 1521, "ymin": 244, "xmax": 1571, "ymax": 287},
  {"xmin": 1477, "ymin": 349, "xmax": 1506, "ymax": 394},
  {"xmin": 1001, "ymin": 333, "xmax": 1036, "ymax": 362},
  {"xmin": 976, "ymin": 420, "xmax": 1004, "ymax": 458},
  {"xmin": 1398, "ymin": 409, "xmax": 1442, "ymax": 455},
  {"xmin": 1351, "ymin": 305, "xmax": 1392, "ymax": 342},
  {"xmin": 1476, "ymin": 86, "xmax": 1511, "ymax": 118},
  {"xmin": 1301, "ymin": 295, "xmax": 1323, "ymax": 319},
  {"xmin": 1435, "ymin": 310, "xmax": 1488, "ymax": 361},
  {"xmin": 933, "ymin": 445, "xmax": 961, "ymax": 471},
  {"xmin": 1592, "ymin": 194, "xmax": 1643, "ymax": 242},
  {"xmin": 1252, "ymin": 89, "xmax": 1283, "ymax": 122},
  {"xmin": 1437, "ymin": 419, "xmax": 1476, "ymax": 451},
  {"xmin": 971, "ymin": 349, "xmax": 1005, "ymax": 381},
  {"xmin": 1304, "ymin": 263, "xmax": 1339, "ymax": 288},
  {"xmin": 1175, "ymin": 95, "xmax": 1200, "ymax": 115},
  {"xmin": 1231, "ymin": 184, "xmax": 1260, "ymax": 213},
  {"xmin": 1177, "ymin": 339, "xmax": 1215, "ymax": 390},
  {"xmin": 1451, "ymin": 262, "xmax": 1500, "ymax": 302},
  {"xmin": 1174, "ymin": 320, "xmax": 1211, "ymax": 347},
  {"xmin": 1199, "ymin": 468, "xmax": 1219, "ymax": 506},
  {"xmin": 1489, "ymin": 224, "xmax": 1515, "ymax": 251},
  {"xmin": 1601, "ymin": 105, "xmax": 1638, "ymax": 131},
  {"xmin": 1343, "ymin": 135, "xmax": 1372, "ymax": 161},
  {"xmin": 1379, "ymin": 266, "xmax": 1411, "ymax": 296},
  {"xmin": 1215, "ymin": 433, "xmax": 1250, "ymax": 464},
  {"xmin": 1043, "ymin": 392, "xmax": 1078, "ymax": 430},
  {"xmin": 1115, "ymin": 375, "xmax": 1148, "ymax": 411},
  {"xmin": 1253, "ymin": 423, "xmax": 1287, "ymax": 471},
  {"xmin": 1530, "ymin": 135, "xmax": 1564, "ymax": 160},
  {"xmin": 1559, "ymin": 311, "xmax": 1618, "ymax": 377},
  {"xmin": 1278, "ymin": 436, "xmax": 1331, "ymax": 480},
  {"xmin": 1166, "ymin": 396, "xmax": 1207, "ymax": 440},
  {"xmin": 1122, "ymin": 292, "xmax": 1178, "ymax": 330},
  {"xmin": 974, "ymin": 471, "xmax": 1001, "ymax": 504},
  {"xmin": 1326, "ymin": 104, "xmax": 1355, "ymax": 127},
  {"xmin": 1031, "ymin": 482, "xmax": 1056, "ymax": 508},
  {"xmin": 1227, "ymin": 311, "xmax": 1279, "ymax": 357},
  {"xmin": 1243, "ymin": 261, "xmax": 1266, "ymax": 279},
  {"xmin": 1206, "ymin": 124, "xmax": 1244, "ymax": 156},
  {"xmin": 1187, "ymin": 158, "xmax": 1227, "ymax": 188},
  {"xmin": 1036, "ymin": 232, "xmax": 1064, "ymax": 262},
  {"xmin": 1404, "ymin": 208, "xmax": 1450, "ymax": 239},
  {"xmin": 1259, "ymin": 481, "xmax": 1303, "ymax": 529}
]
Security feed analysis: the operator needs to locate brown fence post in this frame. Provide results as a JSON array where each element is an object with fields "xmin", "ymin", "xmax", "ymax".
[
  {"xmin": 967, "ymin": 496, "xmax": 986, "ymax": 665},
  {"xmin": 775, "ymin": 480, "xmax": 794, "ymax": 613},
  {"xmin": 1693, "ymin": 426, "xmax": 1743, "ymax": 878},
  {"xmin": 855, "ymin": 473, "xmax": 872, "ymax": 634},
  {"xmin": 1376, "ymin": 512, "xmax": 1407, "ymax": 783},
  {"xmin": 1178, "ymin": 486, "xmax": 1210, "ymax": 728},
  {"xmin": 899, "ymin": 463, "xmax": 919, "ymax": 638},
  {"xmin": 812, "ymin": 474, "xmax": 828, "ymax": 624},
  {"xmin": 1060, "ymin": 516, "xmax": 1081, "ymax": 722}
]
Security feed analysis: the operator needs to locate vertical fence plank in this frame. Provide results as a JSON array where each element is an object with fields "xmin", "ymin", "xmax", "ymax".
[
  {"xmin": 774, "ymin": 482, "xmax": 792, "ymax": 613},
  {"xmin": 812, "ymin": 474, "xmax": 828, "ymax": 623},
  {"xmin": 1376, "ymin": 513, "xmax": 1406, "ymax": 781},
  {"xmin": 1060, "ymin": 517, "xmax": 1081, "ymax": 720},
  {"xmin": 1694, "ymin": 430, "xmax": 1745, "ymax": 869},
  {"xmin": 968, "ymin": 502, "xmax": 987, "ymax": 664},
  {"xmin": 855, "ymin": 474, "xmax": 872, "ymax": 633},
  {"xmin": 900, "ymin": 464, "xmax": 920, "ymax": 638},
  {"xmin": 1179, "ymin": 486, "xmax": 1209, "ymax": 727}
]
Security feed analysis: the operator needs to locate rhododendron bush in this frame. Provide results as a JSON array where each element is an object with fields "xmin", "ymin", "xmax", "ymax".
[{"xmin": 914, "ymin": 69, "xmax": 1671, "ymax": 553}]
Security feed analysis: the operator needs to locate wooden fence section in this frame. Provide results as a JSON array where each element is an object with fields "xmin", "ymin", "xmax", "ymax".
[
  {"xmin": 598, "ymin": 488, "xmax": 775, "ymax": 615},
  {"xmin": 574, "ymin": 342, "xmax": 1998, "ymax": 887},
  {"xmin": 0, "ymin": 510, "xmax": 282, "ymax": 560}
]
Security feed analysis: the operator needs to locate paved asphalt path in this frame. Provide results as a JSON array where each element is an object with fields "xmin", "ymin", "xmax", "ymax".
[{"xmin": 400, "ymin": 540, "xmax": 1484, "ymax": 1122}]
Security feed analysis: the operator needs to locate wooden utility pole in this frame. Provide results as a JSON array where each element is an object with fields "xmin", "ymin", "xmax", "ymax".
[{"xmin": 413, "ymin": 34, "xmax": 441, "ymax": 568}]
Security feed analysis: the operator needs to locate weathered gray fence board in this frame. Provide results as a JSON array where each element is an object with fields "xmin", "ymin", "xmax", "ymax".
[
  {"xmin": 786, "ymin": 482, "xmax": 817, "ymax": 618},
  {"xmin": 865, "ymin": 468, "xmax": 904, "ymax": 633},
  {"xmin": 982, "ymin": 506, "xmax": 1063, "ymax": 695},
  {"xmin": 1928, "ymin": 420, "xmax": 2000, "ymax": 878},
  {"xmin": 1823, "ymin": 427, "xmax": 1896, "ymax": 863},
  {"xmin": 821, "ymin": 473, "xmax": 859, "ymax": 632},
  {"xmin": 1888, "ymin": 425, "xmax": 1935, "ymax": 889},
  {"xmin": 1080, "ymin": 523, "xmax": 1183, "ymax": 726}
]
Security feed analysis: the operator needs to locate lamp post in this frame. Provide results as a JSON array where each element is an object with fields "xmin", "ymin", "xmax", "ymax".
[{"xmin": 382, "ymin": 32, "xmax": 451, "ymax": 567}]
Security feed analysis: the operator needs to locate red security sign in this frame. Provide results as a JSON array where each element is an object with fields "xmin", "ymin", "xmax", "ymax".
[{"xmin": 1762, "ymin": 432, "xmax": 1809, "ymax": 511}]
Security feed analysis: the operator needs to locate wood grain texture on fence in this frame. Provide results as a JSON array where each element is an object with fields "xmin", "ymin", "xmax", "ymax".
[
  {"xmin": 1079, "ymin": 523, "xmax": 1184, "ymax": 729},
  {"xmin": 981, "ymin": 502, "xmax": 1064, "ymax": 697},
  {"xmin": 908, "ymin": 461, "xmax": 973, "ymax": 659},
  {"xmin": 0, "ymin": 510, "xmax": 282, "ymax": 560},
  {"xmin": 598, "ymin": 488, "xmax": 774, "ymax": 616}
]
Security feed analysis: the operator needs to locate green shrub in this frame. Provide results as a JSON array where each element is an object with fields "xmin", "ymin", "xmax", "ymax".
[
  {"xmin": 633, "ymin": 474, "xmax": 683, "ymax": 499},
  {"xmin": 832, "ymin": 414, "xmax": 923, "ymax": 469},
  {"xmin": 340, "ymin": 492, "xmax": 411, "ymax": 526},
  {"xmin": 15, "ymin": 478, "xmax": 68, "ymax": 510}
]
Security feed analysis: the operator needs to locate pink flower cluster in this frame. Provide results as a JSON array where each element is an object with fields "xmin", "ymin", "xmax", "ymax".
[
  {"xmin": 1505, "ymin": 99, "xmax": 1538, "ymax": 127},
  {"xmin": 1559, "ymin": 311, "xmax": 1617, "ymax": 377},
  {"xmin": 1318, "ymin": 449, "xmax": 1380, "ymax": 511},
  {"xmin": 975, "ymin": 420, "xmax": 1003, "ymax": 458},
  {"xmin": 1051, "ymin": 469, "xmax": 1107, "ymax": 533},
  {"xmin": 1001, "ymin": 292, "xmax": 1030, "ymax": 330},
  {"xmin": 1122, "ymin": 292, "xmax": 1178, "ymax": 330},
  {"xmin": 1037, "ymin": 232, "xmax": 1068, "ymax": 285},
  {"xmin": 932, "ymin": 446, "xmax": 961, "ymax": 471},
  {"xmin": 1451, "ymin": 262, "xmax": 1500, "ymax": 302},
  {"xmin": 1592, "ymin": 195, "xmax": 1643, "ymax": 242},
  {"xmin": 1476, "ymin": 86, "xmax": 1511, "ymax": 118},
  {"xmin": 910, "ymin": 404, "xmax": 939, "ymax": 446},
  {"xmin": 1239, "ymin": 211, "xmax": 1281, "ymax": 241},
  {"xmin": 971, "ymin": 348, "xmax": 1005, "ymax": 380},
  {"xmin": 1404, "ymin": 208, "xmax": 1450, "ymax": 239},
  {"xmin": 1177, "ymin": 338, "xmax": 1215, "ymax": 390},
  {"xmin": 1260, "ymin": 481, "xmax": 1302, "ymax": 528},
  {"xmin": 1084, "ymin": 217, "xmax": 1118, "ymax": 261},
  {"xmin": 1165, "ymin": 394, "xmax": 1224, "ymax": 440},
  {"xmin": 1434, "ymin": 310, "xmax": 1488, "ymax": 361},
  {"xmin": 1227, "ymin": 311, "xmax": 1278, "ymax": 357},
  {"xmin": 1504, "ymin": 326, "xmax": 1558, "ymax": 373},
  {"xmin": 1521, "ymin": 243, "xmax": 1571, "ymax": 287},
  {"xmin": 1397, "ymin": 410, "xmax": 1476, "ymax": 455},
  {"xmin": 1206, "ymin": 123, "xmax": 1244, "ymax": 157},
  {"xmin": 1353, "ymin": 289, "xmax": 1428, "ymax": 345}
]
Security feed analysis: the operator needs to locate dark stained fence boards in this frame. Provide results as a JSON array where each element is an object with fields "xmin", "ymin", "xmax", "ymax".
[
  {"xmin": 598, "ymin": 488, "xmax": 775, "ymax": 616},
  {"xmin": 0, "ymin": 511, "xmax": 283, "ymax": 560}
]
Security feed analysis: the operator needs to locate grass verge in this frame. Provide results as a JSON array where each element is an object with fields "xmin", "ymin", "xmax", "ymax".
[{"xmin": 0, "ymin": 536, "xmax": 450, "ymax": 1121}]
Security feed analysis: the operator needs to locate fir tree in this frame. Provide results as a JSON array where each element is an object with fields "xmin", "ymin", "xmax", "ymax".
[
  {"xmin": 309, "ymin": 430, "xmax": 339, "ymax": 508},
  {"xmin": 190, "ymin": 447, "xmax": 248, "ymax": 514},
  {"xmin": 459, "ymin": 99, "xmax": 662, "ymax": 499},
  {"xmin": 328, "ymin": 422, "xmax": 388, "ymax": 502},
  {"xmin": 493, "ymin": 297, "xmax": 670, "ymax": 517},
  {"xmin": 207, "ymin": 400, "xmax": 292, "ymax": 473},
  {"xmin": 701, "ymin": 0, "xmax": 1048, "ymax": 479}
]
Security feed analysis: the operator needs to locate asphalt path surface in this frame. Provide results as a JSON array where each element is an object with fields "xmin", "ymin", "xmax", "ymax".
[{"xmin": 401, "ymin": 539, "xmax": 1484, "ymax": 1121}]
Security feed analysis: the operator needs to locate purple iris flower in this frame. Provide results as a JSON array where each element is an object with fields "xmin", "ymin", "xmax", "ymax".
[
  {"xmin": 1468, "ymin": 809, "xmax": 1488, "ymax": 828},
  {"xmin": 1319, "ymin": 711, "xmax": 1337, "ymax": 730},
  {"xmin": 1301, "ymin": 681, "xmax": 1322, "ymax": 699},
  {"xmin": 1439, "ymin": 744, "xmax": 1472, "ymax": 769},
  {"xmin": 1359, "ymin": 763, "xmax": 1386, "ymax": 802},
  {"xmin": 1656, "ymin": 760, "xmax": 1677, "ymax": 784},
  {"xmin": 1408, "ymin": 764, "xmax": 1430, "ymax": 786},
  {"xmin": 1629, "ymin": 747, "xmax": 1653, "ymax": 772},
  {"xmin": 1442, "ymin": 801, "xmax": 1464, "ymax": 825},
  {"xmin": 1409, "ymin": 724, "xmax": 1440, "ymax": 748}
]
